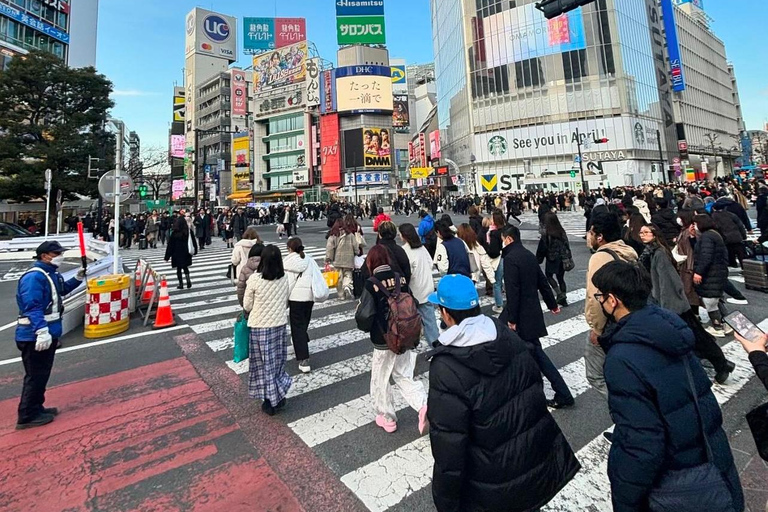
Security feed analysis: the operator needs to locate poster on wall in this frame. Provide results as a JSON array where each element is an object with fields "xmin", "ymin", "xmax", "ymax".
[
  {"xmin": 392, "ymin": 94, "xmax": 410, "ymax": 129},
  {"xmin": 482, "ymin": 4, "xmax": 586, "ymax": 68},
  {"xmin": 170, "ymin": 135, "xmax": 185, "ymax": 158},
  {"xmin": 320, "ymin": 69, "xmax": 337, "ymax": 114},
  {"xmin": 243, "ymin": 17, "xmax": 306, "ymax": 52},
  {"xmin": 173, "ymin": 87, "xmax": 185, "ymax": 122},
  {"xmin": 252, "ymin": 41, "xmax": 307, "ymax": 93},
  {"xmin": 363, "ymin": 128, "xmax": 392, "ymax": 169},
  {"xmin": 429, "ymin": 130, "xmax": 441, "ymax": 160}
]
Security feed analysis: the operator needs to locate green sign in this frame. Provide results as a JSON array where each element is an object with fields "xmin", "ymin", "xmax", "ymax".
[
  {"xmin": 145, "ymin": 200, "xmax": 168, "ymax": 210},
  {"xmin": 488, "ymin": 135, "xmax": 507, "ymax": 156},
  {"xmin": 336, "ymin": 15, "xmax": 386, "ymax": 45}
]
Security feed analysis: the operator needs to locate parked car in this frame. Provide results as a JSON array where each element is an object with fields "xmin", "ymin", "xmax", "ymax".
[{"xmin": 0, "ymin": 222, "xmax": 33, "ymax": 240}]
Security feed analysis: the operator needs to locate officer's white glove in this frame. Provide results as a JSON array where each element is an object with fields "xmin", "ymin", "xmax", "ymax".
[
  {"xmin": 35, "ymin": 328, "xmax": 52, "ymax": 352},
  {"xmin": 76, "ymin": 268, "xmax": 87, "ymax": 281}
]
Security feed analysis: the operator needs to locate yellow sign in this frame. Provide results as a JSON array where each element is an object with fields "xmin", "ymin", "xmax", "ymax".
[
  {"xmin": 410, "ymin": 167, "xmax": 432, "ymax": 179},
  {"xmin": 480, "ymin": 174, "xmax": 498, "ymax": 192},
  {"xmin": 231, "ymin": 132, "xmax": 251, "ymax": 194}
]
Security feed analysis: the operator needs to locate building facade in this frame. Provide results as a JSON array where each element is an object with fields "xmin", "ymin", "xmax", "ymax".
[
  {"xmin": 431, "ymin": 0, "xmax": 744, "ymax": 193},
  {"xmin": 0, "ymin": 0, "xmax": 70, "ymax": 68}
]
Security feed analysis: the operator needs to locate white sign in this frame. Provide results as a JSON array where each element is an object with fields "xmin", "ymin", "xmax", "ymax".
[
  {"xmin": 345, "ymin": 172, "xmax": 389, "ymax": 185},
  {"xmin": 292, "ymin": 168, "xmax": 310, "ymax": 187},
  {"xmin": 185, "ymin": 8, "xmax": 237, "ymax": 63},
  {"xmin": 306, "ymin": 58, "xmax": 321, "ymax": 108}
]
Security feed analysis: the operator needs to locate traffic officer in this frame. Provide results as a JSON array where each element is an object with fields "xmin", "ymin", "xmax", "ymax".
[{"xmin": 14, "ymin": 241, "xmax": 85, "ymax": 429}]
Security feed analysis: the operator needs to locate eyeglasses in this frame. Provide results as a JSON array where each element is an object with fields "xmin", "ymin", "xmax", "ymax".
[{"xmin": 593, "ymin": 293, "xmax": 606, "ymax": 302}]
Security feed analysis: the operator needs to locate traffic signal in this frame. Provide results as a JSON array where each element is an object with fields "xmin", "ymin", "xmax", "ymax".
[
  {"xmin": 139, "ymin": 184, "xmax": 147, "ymax": 197},
  {"xmin": 535, "ymin": 0, "xmax": 596, "ymax": 19},
  {"xmin": 594, "ymin": 137, "xmax": 609, "ymax": 144},
  {"xmin": 570, "ymin": 170, "xmax": 577, "ymax": 178}
]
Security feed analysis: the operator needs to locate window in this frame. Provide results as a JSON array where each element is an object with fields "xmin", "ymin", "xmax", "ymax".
[
  {"xmin": 57, "ymin": 12, "xmax": 67, "ymax": 29},
  {"xmin": 515, "ymin": 58, "xmax": 544, "ymax": 89},
  {"xmin": 562, "ymin": 49, "xmax": 588, "ymax": 83},
  {"xmin": 42, "ymin": 5, "xmax": 56, "ymax": 23}
]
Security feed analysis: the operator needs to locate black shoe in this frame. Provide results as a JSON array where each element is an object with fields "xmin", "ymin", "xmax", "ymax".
[
  {"xmin": 261, "ymin": 399, "xmax": 275, "ymax": 416},
  {"xmin": 547, "ymin": 398, "xmax": 575, "ymax": 409},
  {"xmin": 16, "ymin": 413, "xmax": 54, "ymax": 430},
  {"xmin": 42, "ymin": 407, "xmax": 59, "ymax": 416},
  {"xmin": 186, "ymin": 280, "xmax": 192, "ymax": 289},
  {"xmin": 177, "ymin": 284, "xmax": 184, "ymax": 290},
  {"xmin": 715, "ymin": 360, "xmax": 736, "ymax": 385},
  {"xmin": 275, "ymin": 398, "xmax": 286, "ymax": 410},
  {"xmin": 603, "ymin": 431, "xmax": 613, "ymax": 443}
]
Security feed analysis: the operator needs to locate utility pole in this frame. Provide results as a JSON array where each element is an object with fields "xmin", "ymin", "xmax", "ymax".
[
  {"xmin": 576, "ymin": 128, "xmax": 588, "ymax": 193},
  {"xmin": 194, "ymin": 128, "xmax": 200, "ymax": 212},
  {"xmin": 656, "ymin": 129, "xmax": 666, "ymax": 184}
]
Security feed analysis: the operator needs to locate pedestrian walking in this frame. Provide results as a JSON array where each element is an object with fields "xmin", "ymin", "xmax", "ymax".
[
  {"xmin": 194, "ymin": 209, "xmax": 207, "ymax": 251},
  {"xmin": 375, "ymin": 221, "xmax": 411, "ymax": 284},
  {"xmin": 536, "ymin": 212, "xmax": 572, "ymax": 307},
  {"xmin": 242, "ymin": 245, "xmax": 291, "ymax": 415},
  {"xmin": 457, "ymin": 223, "xmax": 495, "ymax": 287},
  {"xmin": 326, "ymin": 216, "xmax": 364, "ymax": 299},
  {"xmin": 426, "ymin": 274, "xmax": 580, "ymax": 512},
  {"xmin": 284, "ymin": 237, "xmax": 315, "ymax": 374},
  {"xmin": 165, "ymin": 216, "xmax": 197, "ymax": 290},
  {"xmin": 236, "ymin": 243, "xmax": 264, "ymax": 307},
  {"xmin": 592, "ymin": 261, "xmax": 743, "ymax": 512},
  {"xmin": 693, "ymin": 214, "xmax": 730, "ymax": 337},
  {"xmin": 433, "ymin": 219, "xmax": 472, "ymax": 279},
  {"xmin": 480, "ymin": 209, "xmax": 506, "ymax": 314},
  {"xmin": 14, "ymin": 241, "xmax": 85, "ymax": 429},
  {"xmin": 399, "ymin": 223, "xmax": 439, "ymax": 346},
  {"xmin": 231, "ymin": 226, "xmax": 261, "ymax": 280},
  {"xmin": 146, "ymin": 211, "xmax": 159, "ymax": 249},
  {"xmin": 354, "ymin": 245, "xmax": 427, "ymax": 434}
]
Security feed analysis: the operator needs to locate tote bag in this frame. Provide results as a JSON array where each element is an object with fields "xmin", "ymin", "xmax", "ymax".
[{"xmin": 309, "ymin": 258, "xmax": 330, "ymax": 302}]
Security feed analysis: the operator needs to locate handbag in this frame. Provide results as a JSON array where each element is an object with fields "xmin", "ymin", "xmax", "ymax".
[
  {"xmin": 354, "ymin": 286, "xmax": 377, "ymax": 333},
  {"xmin": 323, "ymin": 263, "xmax": 340, "ymax": 288},
  {"xmin": 647, "ymin": 357, "xmax": 735, "ymax": 512},
  {"xmin": 309, "ymin": 258, "xmax": 330, "ymax": 303},
  {"xmin": 187, "ymin": 233, "xmax": 195, "ymax": 255},
  {"xmin": 746, "ymin": 401, "xmax": 768, "ymax": 462},
  {"xmin": 232, "ymin": 313, "xmax": 249, "ymax": 364},
  {"xmin": 671, "ymin": 244, "xmax": 688, "ymax": 264},
  {"xmin": 468, "ymin": 249, "xmax": 479, "ymax": 275}
]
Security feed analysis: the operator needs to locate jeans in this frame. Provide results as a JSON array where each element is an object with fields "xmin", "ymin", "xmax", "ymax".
[
  {"xmin": 289, "ymin": 301, "xmax": 314, "ymax": 361},
  {"xmin": 493, "ymin": 260, "xmax": 504, "ymax": 307},
  {"xmin": 17, "ymin": 341, "xmax": 57, "ymax": 423},
  {"xmin": 584, "ymin": 332, "xmax": 608, "ymax": 400},
  {"xmin": 370, "ymin": 349, "xmax": 427, "ymax": 422},
  {"xmin": 417, "ymin": 302, "xmax": 440, "ymax": 345},
  {"xmin": 528, "ymin": 339, "xmax": 573, "ymax": 403}
]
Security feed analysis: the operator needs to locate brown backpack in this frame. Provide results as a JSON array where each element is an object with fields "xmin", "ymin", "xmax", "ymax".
[{"xmin": 370, "ymin": 275, "xmax": 422, "ymax": 354}]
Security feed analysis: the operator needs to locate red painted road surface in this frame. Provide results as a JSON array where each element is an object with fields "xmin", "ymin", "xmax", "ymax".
[{"xmin": 0, "ymin": 357, "xmax": 305, "ymax": 512}]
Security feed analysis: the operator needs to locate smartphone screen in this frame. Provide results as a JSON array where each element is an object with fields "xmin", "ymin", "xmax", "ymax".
[{"xmin": 724, "ymin": 311, "xmax": 765, "ymax": 341}]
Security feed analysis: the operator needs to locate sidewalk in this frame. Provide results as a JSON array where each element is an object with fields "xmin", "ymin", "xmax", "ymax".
[{"xmin": 730, "ymin": 418, "xmax": 768, "ymax": 512}]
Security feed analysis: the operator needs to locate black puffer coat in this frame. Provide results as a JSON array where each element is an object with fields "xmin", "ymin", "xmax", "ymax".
[
  {"xmin": 428, "ymin": 318, "xmax": 580, "ymax": 512},
  {"xmin": 651, "ymin": 207, "xmax": 679, "ymax": 246},
  {"xmin": 693, "ymin": 229, "xmax": 728, "ymax": 298},
  {"xmin": 468, "ymin": 214, "xmax": 484, "ymax": 237},
  {"xmin": 712, "ymin": 210, "xmax": 746, "ymax": 245}
]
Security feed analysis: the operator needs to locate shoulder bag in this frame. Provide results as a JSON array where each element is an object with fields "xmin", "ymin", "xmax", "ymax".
[
  {"xmin": 746, "ymin": 401, "xmax": 768, "ymax": 462},
  {"xmin": 308, "ymin": 257, "xmax": 330, "ymax": 303}
]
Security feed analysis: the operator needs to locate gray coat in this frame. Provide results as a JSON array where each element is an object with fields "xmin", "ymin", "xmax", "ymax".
[
  {"xmin": 236, "ymin": 256, "xmax": 260, "ymax": 307},
  {"xmin": 647, "ymin": 247, "xmax": 690, "ymax": 315}
]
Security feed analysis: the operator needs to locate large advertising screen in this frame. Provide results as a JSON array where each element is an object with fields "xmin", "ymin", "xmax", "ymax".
[
  {"xmin": 231, "ymin": 132, "xmax": 251, "ymax": 193},
  {"xmin": 320, "ymin": 114, "xmax": 341, "ymax": 185},
  {"xmin": 363, "ymin": 128, "xmax": 392, "ymax": 169},
  {"xmin": 253, "ymin": 41, "xmax": 307, "ymax": 93},
  {"xmin": 243, "ymin": 17, "xmax": 306, "ymax": 52},
  {"xmin": 335, "ymin": 65, "xmax": 393, "ymax": 113},
  {"xmin": 482, "ymin": 4, "xmax": 586, "ymax": 68},
  {"xmin": 392, "ymin": 94, "xmax": 410, "ymax": 129}
]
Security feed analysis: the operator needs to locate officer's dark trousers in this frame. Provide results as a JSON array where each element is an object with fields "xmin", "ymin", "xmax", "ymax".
[{"xmin": 17, "ymin": 341, "xmax": 57, "ymax": 422}]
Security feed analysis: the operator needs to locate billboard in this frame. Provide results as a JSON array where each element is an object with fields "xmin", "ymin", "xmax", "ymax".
[
  {"xmin": 171, "ymin": 179, "xmax": 186, "ymax": 201},
  {"xmin": 363, "ymin": 128, "xmax": 392, "ymax": 169},
  {"xmin": 231, "ymin": 132, "xmax": 251, "ymax": 194},
  {"xmin": 320, "ymin": 69, "xmax": 337, "ymax": 114},
  {"xmin": 185, "ymin": 8, "xmax": 237, "ymax": 62},
  {"xmin": 337, "ymin": 16, "xmax": 386, "ymax": 45},
  {"xmin": 482, "ymin": 4, "xmax": 586, "ymax": 68},
  {"xmin": 320, "ymin": 114, "xmax": 341, "ymax": 185},
  {"xmin": 173, "ymin": 86, "xmax": 185, "ymax": 122},
  {"xmin": 170, "ymin": 135, "xmax": 185, "ymax": 159},
  {"xmin": 336, "ymin": 0, "xmax": 384, "ymax": 16},
  {"xmin": 306, "ymin": 58, "xmax": 321, "ymax": 107},
  {"xmin": 392, "ymin": 94, "xmax": 410, "ymax": 129},
  {"xmin": 661, "ymin": 0, "xmax": 686, "ymax": 92},
  {"xmin": 336, "ymin": 65, "xmax": 393, "ymax": 113},
  {"xmin": 231, "ymin": 69, "xmax": 248, "ymax": 116},
  {"xmin": 391, "ymin": 65, "xmax": 407, "ymax": 92},
  {"xmin": 243, "ymin": 17, "xmax": 306, "ymax": 52},
  {"xmin": 429, "ymin": 130, "xmax": 441, "ymax": 160},
  {"xmin": 254, "ymin": 89, "xmax": 304, "ymax": 118},
  {"xmin": 252, "ymin": 41, "xmax": 307, "ymax": 93}
]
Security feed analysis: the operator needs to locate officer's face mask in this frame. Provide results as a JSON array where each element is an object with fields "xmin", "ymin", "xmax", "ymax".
[{"xmin": 49, "ymin": 255, "xmax": 64, "ymax": 267}]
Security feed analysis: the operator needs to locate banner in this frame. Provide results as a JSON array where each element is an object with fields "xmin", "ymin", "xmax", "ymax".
[
  {"xmin": 320, "ymin": 69, "xmax": 337, "ymax": 114},
  {"xmin": 661, "ymin": 0, "xmax": 686, "ymax": 92},
  {"xmin": 306, "ymin": 58, "xmax": 321, "ymax": 107},
  {"xmin": 231, "ymin": 69, "xmax": 247, "ymax": 116},
  {"xmin": 254, "ymin": 89, "xmax": 304, "ymax": 118},
  {"xmin": 231, "ymin": 132, "xmax": 251, "ymax": 194},
  {"xmin": 170, "ymin": 135, "xmax": 185, "ymax": 158},
  {"xmin": 320, "ymin": 114, "xmax": 341, "ymax": 185},
  {"xmin": 429, "ymin": 130, "xmax": 441, "ymax": 160},
  {"xmin": 171, "ymin": 179, "xmax": 186, "ymax": 201},
  {"xmin": 481, "ymin": 174, "xmax": 498, "ymax": 192},
  {"xmin": 185, "ymin": 8, "xmax": 236, "ymax": 62},
  {"xmin": 336, "ymin": 15, "xmax": 386, "ymax": 45},
  {"xmin": 173, "ymin": 87, "xmax": 185, "ymax": 122},
  {"xmin": 418, "ymin": 132, "xmax": 427, "ymax": 167},
  {"xmin": 392, "ymin": 94, "xmax": 410, "ymax": 129},
  {"xmin": 391, "ymin": 65, "xmax": 407, "ymax": 92},
  {"xmin": 363, "ymin": 128, "xmax": 392, "ymax": 169},
  {"xmin": 253, "ymin": 41, "xmax": 307, "ymax": 93},
  {"xmin": 336, "ymin": 0, "xmax": 384, "ymax": 16},
  {"xmin": 410, "ymin": 167, "xmax": 432, "ymax": 179}
]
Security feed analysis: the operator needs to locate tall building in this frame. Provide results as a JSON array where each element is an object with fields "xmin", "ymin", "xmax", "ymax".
[
  {"xmin": 431, "ymin": 0, "xmax": 744, "ymax": 193},
  {"xmin": 0, "ymin": 0, "xmax": 70, "ymax": 68},
  {"xmin": 67, "ymin": 0, "xmax": 98, "ymax": 68},
  {"xmin": 105, "ymin": 118, "xmax": 131, "ymax": 171}
]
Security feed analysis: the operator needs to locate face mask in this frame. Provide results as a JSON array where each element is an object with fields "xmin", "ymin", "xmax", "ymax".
[
  {"xmin": 599, "ymin": 296, "xmax": 616, "ymax": 324},
  {"xmin": 50, "ymin": 255, "xmax": 64, "ymax": 267}
]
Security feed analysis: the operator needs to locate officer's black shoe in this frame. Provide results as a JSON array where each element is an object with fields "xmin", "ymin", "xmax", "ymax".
[
  {"xmin": 16, "ymin": 413, "xmax": 54, "ymax": 430},
  {"xmin": 42, "ymin": 407, "xmax": 59, "ymax": 416}
]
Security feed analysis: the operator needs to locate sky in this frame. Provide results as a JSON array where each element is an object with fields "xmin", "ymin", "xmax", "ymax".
[{"xmin": 96, "ymin": 0, "xmax": 768, "ymax": 152}]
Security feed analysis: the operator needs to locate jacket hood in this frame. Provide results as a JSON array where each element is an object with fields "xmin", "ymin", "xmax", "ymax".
[
  {"xmin": 439, "ymin": 315, "xmax": 497, "ymax": 348},
  {"xmin": 599, "ymin": 240, "xmax": 639, "ymax": 262},
  {"xmin": 432, "ymin": 317, "xmax": 513, "ymax": 376},
  {"xmin": 600, "ymin": 305, "xmax": 694, "ymax": 357},
  {"xmin": 283, "ymin": 252, "xmax": 310, "ymax": 273},
  {"xmin": 713, "ymin": 197, "xmax": 735, "ymax": 209},
  {"xmin": 235, "ymin": 239, "xmax": 257, "ymax": 249}
]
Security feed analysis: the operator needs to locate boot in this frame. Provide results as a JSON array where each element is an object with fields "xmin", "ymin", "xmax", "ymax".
[
  {"xmin": 715, "ymin": 360, "xmax": 736, "ymax": 384},
  {"xmin": 186, "ymin": 277, "xmax": 192, "ymax": 289},
  {"xmin": 557, "ymin": 292, "xmax": 568, "ymax": 307},
  {"xmin": 177, "ymin": 282, "xmax": 184, "ymax": 290}
]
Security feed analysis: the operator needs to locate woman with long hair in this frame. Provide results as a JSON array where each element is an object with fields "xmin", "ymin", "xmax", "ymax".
[
  {"xmin": 354, "ymin": 245, "xmax": 428, "ymax": 434},
  {"xmin": 622, "ymin": 212, "xmax": 646, "ymax": 255},
  {"xmin": 638, "ymin": 223, "xmax": 735, "ymax": 383},
  {"xmin": 223, "ymin": 212, "xmax": 235, "ymax": 248},
  {"xmin": 284, "ymin": 237, "xmax": 315, "ymax": 374},
  {"xmin": 536, "ymin": 212, "xmax": 571, "ymax": 307},
  {"xmin": 399, "ymin": 223, "xmax": 439, "ymax": 346},
  {"xmin": 243, "ymin": 245, "xmax": 291, "ymax": 415},
  {"xmin": 481, "ymin": 208, "xmax": 506, "ymax": 313},
  {"xmin": 237, "ymin": 243, "xmax": 264, "ymax": 307},
  {"xmin": 326, "ymin": 215, "xmax": 364, "ymax": 299},
  {"xmin": 164, "ymin": 216, "xmax": 197, "ymax": 289},
  {"xmin": 457, "ymin": 223, "xmax": 495, "ymax": 287}
]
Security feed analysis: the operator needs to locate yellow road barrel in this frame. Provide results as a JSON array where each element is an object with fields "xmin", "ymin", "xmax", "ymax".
[{"xmin": 84, "ymin": 274, "xmax": 131, "ymax": 339}]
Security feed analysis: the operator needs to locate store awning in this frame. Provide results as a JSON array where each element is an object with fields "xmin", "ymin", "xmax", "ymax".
[{"xmin": 227, "ymin": 191, "xmax": 253, "ymax": 201}]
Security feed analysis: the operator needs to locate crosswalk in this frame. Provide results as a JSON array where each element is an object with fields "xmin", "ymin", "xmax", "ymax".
[{"xmin": 125, "ymin": 240, "xmax": 764, "ymax": 512}]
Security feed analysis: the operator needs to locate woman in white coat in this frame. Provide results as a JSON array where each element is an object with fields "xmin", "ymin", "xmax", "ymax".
[
  {"xmin": 457, "ymin": 223, "xmax": 495, "ymax": 287},
  {"xmin": 399, "ymin": 223, "xmax": 439, "ymax": 346},
  {"xmin": 283, "ymin": 237, "xmax": 314, "ymax": 373}
]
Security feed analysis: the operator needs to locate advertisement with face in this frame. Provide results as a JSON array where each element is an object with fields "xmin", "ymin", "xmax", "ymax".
[
  {"xmin": 253, "ymin": 41, "xmax": 307, "ymax": 93},
  {"xmin": 362, "ymin": 128, "xmax": 392, "ymax": 169},
  {"xmin": 483, "ymin": 4, "xmax": 586, "ymax": 68},
  {"xmin": 392, "ymin": 94, "xmax": 410, "ymax": 130}
]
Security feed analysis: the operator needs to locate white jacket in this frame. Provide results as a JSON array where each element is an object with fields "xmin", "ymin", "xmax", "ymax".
[
  {"xmin": 243, "ymin": 273, "xmax": 289, "ymax": 328},
  {"xmin": 633, "ymin": 198, "xmax": 651, "ymax": 223},
  {"xmin": 468, "ymin": 243, "xmax": 495, "ymax": 284},
  {"xmin": 231, "ymin": 239, "xmax": 258, "ymax": 279},
  {"xmin": 401, "ymin": 243, "xmax": 435, "ymax": 304},
  {"xmin": 283, "ymin": 252, "xmax": 314, "ymax": 302}
]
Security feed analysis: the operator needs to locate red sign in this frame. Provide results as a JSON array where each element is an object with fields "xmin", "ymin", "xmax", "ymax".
[
  {"xmin": 44, "ymin": 0, "xmax": 69, "ymax": 13},
  {"xmin": 320, "ymin": 114, "xmax": 341, "ymax": 185},
  {"xmin": 231, "ymin": 69, "xmax": 247, "ymax": 117},
  {"xmin": 418, "ymin": 133, "xmax": 427, "ymax": 168},
  {"xmin": 408, "ymin": 141, "xmax": 415, "ymax": 164},
  {"xmin": 296, "ymin": 190, "xmax": 304, "ymax": 197},
  {"xmin": 275, "ymin": 18, "xmax": 307, "ymax": 48},
  {"xmin": 429, "ymin": 130, "xmax": 441, "ymax": 160},
  {"xmin": 677, "ymin": 140, "xmax": 688, "ymax": 153},
  {"xmin": 435, "ymin": 165, "xmax": 449, "ymax": 176}
]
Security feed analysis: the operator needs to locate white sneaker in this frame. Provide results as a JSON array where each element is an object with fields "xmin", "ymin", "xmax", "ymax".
[
  {"xmin": 705, "ymin": 325, "xmax": 726, "ymax": 338},
  {"xmin": 298, "ymin": 360, "xmax": 311, "ymax": 373},
  {"xmin": 492, "ymin": 306, "xmax": 504, "ymax": 314},
  {"xmin": 726, "ymin": 297, "xmax": 748, "ymax": 305},
  {"xmin": 723, "ymin": 324, "xmax": 734, "ymax": 335}
]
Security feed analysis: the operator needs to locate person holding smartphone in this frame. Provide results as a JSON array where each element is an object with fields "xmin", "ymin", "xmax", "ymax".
[{"xmin": 734, "ymin": 329, "xmax": 768, "ymax": 392}]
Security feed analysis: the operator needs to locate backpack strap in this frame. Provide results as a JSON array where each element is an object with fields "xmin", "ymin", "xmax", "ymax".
[
  {"xmin": 599, "ymin": 248, "xmax": 621, "ymax": 261},
  {"xmin": 369, "ymin": 276, "xmax": 390, "ymax": 298}
]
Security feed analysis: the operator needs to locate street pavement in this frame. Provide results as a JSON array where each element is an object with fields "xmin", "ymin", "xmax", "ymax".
[{"xmin": 0, "ymin": 210, "xmax": 767, "ymax": 511}]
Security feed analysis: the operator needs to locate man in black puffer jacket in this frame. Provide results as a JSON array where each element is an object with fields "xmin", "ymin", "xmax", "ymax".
[
  {"xmin": 713, "ymin": 193, "xmax": 752, "ymax": 233},
  {"xmin": 426, "ymin": 275, "xmax": 580, "ymax": 512},
  {"xmin": 651, "ymin": 198, "xmax": 679, "ymax": 246},
  {"xmin": 693, "ymin": 214, "xmax": 730, "ymax": 337}
]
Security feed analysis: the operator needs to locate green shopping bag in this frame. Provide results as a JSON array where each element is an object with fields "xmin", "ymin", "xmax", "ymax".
[{"xmin": 233, "ymin": 313, "xmax": 249, "ymax": 363}]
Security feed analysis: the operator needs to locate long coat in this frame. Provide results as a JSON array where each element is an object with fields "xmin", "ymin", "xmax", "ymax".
[
  {"xmin": 501, "ymin": 240, "xmax": 557, "ymax": 341},
  {"xmin": 693, "ymin": 229, "xmax": 728, "ymax": 298},
  {"xmin": 165, "ymin": 231, "xmax": 197, "ymax": 269}
]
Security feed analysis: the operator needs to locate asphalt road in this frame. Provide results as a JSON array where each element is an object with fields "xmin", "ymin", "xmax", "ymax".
[{"xmin": 0, "ymin": 210, "xmax": 766, "ymax": 511}]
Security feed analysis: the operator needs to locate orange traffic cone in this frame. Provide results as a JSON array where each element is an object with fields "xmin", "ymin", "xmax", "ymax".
[
  {"xmin": 141, "ymin": 272, "xmax": 155, "ymax": 305},
  {"xmin": 153, "ymin": 277, "xmax": 176, "ymax": 330},
  {"xmin": 135, "ymin": 259, "xmax": 144, "ymax": 290}
]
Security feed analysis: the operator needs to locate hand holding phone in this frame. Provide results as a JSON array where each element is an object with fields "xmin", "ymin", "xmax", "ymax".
[{"xmin": 725, "ymin": 312, "xmax": 767, "ymax": 354}]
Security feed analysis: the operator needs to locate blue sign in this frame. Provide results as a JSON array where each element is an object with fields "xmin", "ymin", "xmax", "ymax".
[
  {"xmin": 243, "ymin": 17, "xmax": 275, "ymax": 51},
  {"xmin": 335, "ymin": 65, "xmax": 391, "ymax": 78},
  {"xmin": 203, "ymin": 14, "xmax": 231, "ymax": 43},
  {"xmin": 661, "ymin": 0, "xmax": 686, "ymax": 92},
  {"xmin": 336, "ymin": 0, "xmax": 385, "ymax": 16},
  {"xmin": 346, "ymin": 172, "xmax": 389, "ymax": 185},
  {"xmin": 0, "ymin": 3, "xmax": 69, "ymax": 44}
]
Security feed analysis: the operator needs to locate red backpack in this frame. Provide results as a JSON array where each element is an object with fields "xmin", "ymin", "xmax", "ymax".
[{"xmin": 370, "ymin": 275, "xmax": 422, "ymax": 354}]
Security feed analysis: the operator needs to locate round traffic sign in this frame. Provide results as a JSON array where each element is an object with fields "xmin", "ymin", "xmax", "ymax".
[{"xmin": 98, "ymin": 170, "xmax": 134, "ymax": 204}]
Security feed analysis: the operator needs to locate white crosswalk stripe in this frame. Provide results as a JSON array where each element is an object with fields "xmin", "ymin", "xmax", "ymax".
[{"xmin": 124, "ymin": 239, "xmax": 764, "ymax": 512}]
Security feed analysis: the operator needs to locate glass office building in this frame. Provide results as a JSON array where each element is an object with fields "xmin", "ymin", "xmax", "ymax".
[
  {"xmin": 0, "ymin": 0, "xmax": 70, "ymax": 69},
  {"xmin": 432, "ymin": 0, "xmax": 680, "ymax": 191}
]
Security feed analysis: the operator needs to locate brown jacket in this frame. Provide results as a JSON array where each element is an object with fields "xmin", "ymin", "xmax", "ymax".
[{"xmin": 585, "ymin": 240, "xmax": 638, "ymax": 334}]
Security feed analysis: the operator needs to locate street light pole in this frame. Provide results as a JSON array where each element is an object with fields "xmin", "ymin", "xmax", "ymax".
[
  {"xmin": 656, "ymin": 129, "xmax": 666, "ymax": 184},
  {"xmin": 44, "ymin": 168, "xmax": 52, "ymax": 238},
  {"xmin": 193, "ymin": 128, "xmax": 200, "ymax": 212},
  {"xmin": 576, "ymin": 128, "xmax": 588, "ymax": 192}
]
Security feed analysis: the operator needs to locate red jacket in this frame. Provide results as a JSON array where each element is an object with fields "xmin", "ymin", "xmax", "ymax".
[{"xmin": 373, "ymin": 213, "xmax": 391, "ymax": 232}]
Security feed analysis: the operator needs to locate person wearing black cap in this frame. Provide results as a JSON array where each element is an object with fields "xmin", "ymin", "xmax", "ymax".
[{"xmin": 14, "ymin": 241, "xmax": 85, "ymax": 429}]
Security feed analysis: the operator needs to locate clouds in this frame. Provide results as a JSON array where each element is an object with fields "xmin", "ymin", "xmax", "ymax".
[{"xmin": 112, "ymin": 89, "xmax": 161, "ymax": 97}]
